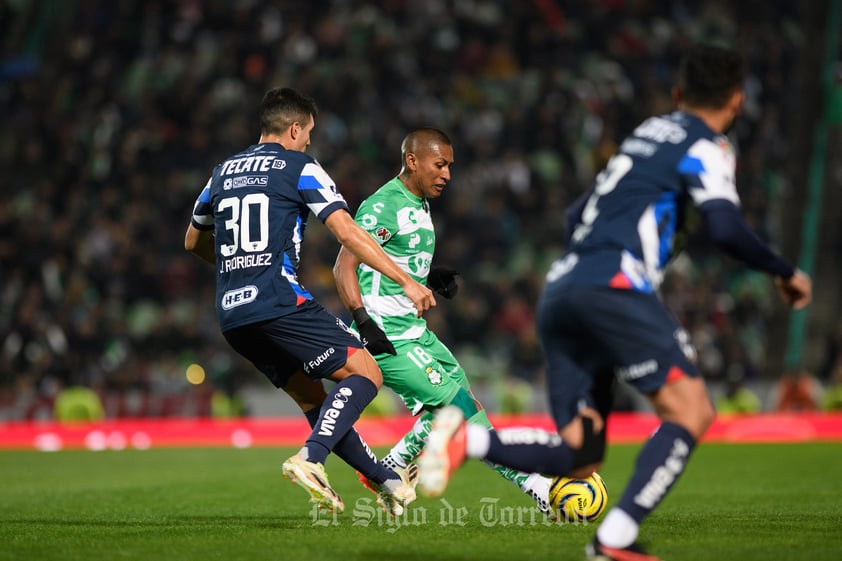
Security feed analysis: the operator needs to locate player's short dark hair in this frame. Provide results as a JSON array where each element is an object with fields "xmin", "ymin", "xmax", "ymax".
[
  {"xmin": 402, "ymin": 128, "xmax": 452, "ymax": 155},
  {"xmin": 260, "ymin": 87, "xmax": 319, "ymax": 135},
  {"xmin": 677, "ymin": 44, "xmax": 746, "ymax": 109}
]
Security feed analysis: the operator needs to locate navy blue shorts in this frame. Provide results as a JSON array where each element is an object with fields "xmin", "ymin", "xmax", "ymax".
[
  {"xmin": 536, "ymin": 285, "xmax": 699, "ymax": 429},
  {"xmin": 223, "ymin": 300, "xmax": 364, "ymax": 388}
]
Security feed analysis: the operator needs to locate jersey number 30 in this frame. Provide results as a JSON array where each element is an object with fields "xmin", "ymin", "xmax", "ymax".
[{"xmin": 218, "ymin": 194, "xmax": 269, "ymax": 257}]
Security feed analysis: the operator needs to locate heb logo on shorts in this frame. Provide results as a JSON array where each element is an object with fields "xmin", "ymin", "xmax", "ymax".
[
  {"xmin": 221, "ymin": 285, "xmax": 258, "ymax": 310},
  {"xmin": 222, "ymin": 175, "xmax": 269, "ymax": 190}
]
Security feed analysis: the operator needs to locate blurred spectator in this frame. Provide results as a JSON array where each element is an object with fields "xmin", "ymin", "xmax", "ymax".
[
  {"xmin": 53, "ymin": 386, "xmax": 105, "ymax": 423},
  {"xmin": 774, "ymin": 370, "xmax": 820, "ymax": 412},
  {"xmin": 821, "ymin": 363, "xmax": 842, "ymax": 412},
  {"xmin": 715, "ymin": 372, "xmax": 762, "ymax": 415},
  {"xmin": 0, "ymin": 1, "xmax": 816, "ymax": 418},
  {"xmin": 819, "ymin": 321, "xmax": 842, "ymax": 382}
]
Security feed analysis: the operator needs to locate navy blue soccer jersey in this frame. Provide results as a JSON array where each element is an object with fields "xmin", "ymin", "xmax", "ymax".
[
  {"xmin": 190, "ymin": 142, "xmax": 348, "ymax": 331},
  {"xmin": 557, "ymin": 110, "xmax": 741, "ymax": 293}
]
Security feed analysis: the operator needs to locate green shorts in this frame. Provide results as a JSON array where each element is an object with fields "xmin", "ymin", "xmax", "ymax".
[{"xmin": 375, "ymin": 329, "xmax": 470, "ymax": 415}]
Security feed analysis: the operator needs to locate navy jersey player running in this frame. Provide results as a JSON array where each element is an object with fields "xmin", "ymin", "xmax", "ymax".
[
  {"xmin": 418, "ymin": 45, "xmax": 811, "ymax": 560},
  {"xmin": 185, "ymin": 87, "xmax": 436, "ymax": 516}
]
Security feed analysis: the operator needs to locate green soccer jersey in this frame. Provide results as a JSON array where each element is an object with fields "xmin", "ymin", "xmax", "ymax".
[{"xmin": 354, "ymin": 177, "xmax": 435, "ymax": 340}]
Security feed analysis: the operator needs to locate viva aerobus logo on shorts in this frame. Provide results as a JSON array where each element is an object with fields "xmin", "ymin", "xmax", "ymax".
[{"xmin": 318, "ymin": 387, "xmax": 353, "ymax": 436}]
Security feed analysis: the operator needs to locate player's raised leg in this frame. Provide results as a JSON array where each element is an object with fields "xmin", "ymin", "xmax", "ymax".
[
  {"xmin": 417, "ymin": 405, "xmax": 467, "ymax": 496},
  {"xmin": 418, "ymin": 403, "xmax": 589, "ymax": 498},
  {"xmin": 589, "ymin": 374, "xmax": 712, "ymax": 561},
  {"xmin": 468, "ymin": 408, "xmax": 556, "ymax": 516}
]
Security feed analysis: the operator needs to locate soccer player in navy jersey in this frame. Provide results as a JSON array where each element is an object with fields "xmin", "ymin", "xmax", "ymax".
[
  {"xmin": 185, "ymin": 87, "xmax": 436, "ymax": 516},
  {"xmin": 418, "ymin": 45, "xmax": 811, "ymax": 560}
]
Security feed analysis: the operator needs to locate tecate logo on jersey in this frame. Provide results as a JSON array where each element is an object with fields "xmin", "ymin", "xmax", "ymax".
[
  {"xmin": 219, "ymin": 154, "xmax": 285, "ymax": 176},
  {"xmin": 633, "ymin": 117, "xmax": 687, "ymax": 144},
  {"xmin": 221, "ymin": 285, "xmax": 258, "ymax": 310}
]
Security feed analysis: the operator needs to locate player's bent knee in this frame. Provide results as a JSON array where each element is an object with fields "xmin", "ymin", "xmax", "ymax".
[
  {"xmin": 333, "ymin": 351, "xmax": 383, "ymax": 388},
  {"xmin": 698, "ymin": 398, "xmax": 716, "ymax": 433},
  {"xmin": 683, "ymin": 383, "xmax": 715, "ymax": 438},
  {"xmin": 653, "ymin": 377, "xmax": 715, "ymax": 439}
]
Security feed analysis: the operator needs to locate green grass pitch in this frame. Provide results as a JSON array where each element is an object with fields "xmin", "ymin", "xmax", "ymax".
[{"xmin": 1, "ymin": 442, "xmax": 840, "ymax": 561}]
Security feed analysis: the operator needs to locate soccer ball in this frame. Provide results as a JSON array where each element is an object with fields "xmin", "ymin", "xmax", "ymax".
[{"xmin": 548, "ymin": 472, "xmax": 608, "ymax": 522}]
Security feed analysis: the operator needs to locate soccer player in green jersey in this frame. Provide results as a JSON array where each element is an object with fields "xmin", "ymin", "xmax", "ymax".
[{"xmin": 334, "ymin": 128, "xmax": 554, "ymax": 515}]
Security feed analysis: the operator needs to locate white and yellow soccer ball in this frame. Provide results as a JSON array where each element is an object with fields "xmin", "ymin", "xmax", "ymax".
[{"xmin": 549, "ymin": 472, "xmax": 608, "ymax": 522}]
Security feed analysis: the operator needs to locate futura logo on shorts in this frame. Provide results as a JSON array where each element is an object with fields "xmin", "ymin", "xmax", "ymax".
[
  {"xmin": 318, "ymin": 387, "xmax": 353, "ymax": 436},
  {"xmin": 304, "ymin": 347, "xmax": 336, "ymax": 374}
]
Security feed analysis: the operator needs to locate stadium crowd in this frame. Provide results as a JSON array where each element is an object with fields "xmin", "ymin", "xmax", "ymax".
[{"xmin": 0, "ymin": 0, "xmax": 827, "ymax": 419}]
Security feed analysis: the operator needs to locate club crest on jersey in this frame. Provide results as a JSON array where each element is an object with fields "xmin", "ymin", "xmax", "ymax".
[
  {"xmin": 375, "ymin": 226, "xmax": 392, "ymax": 242},
  {"xmin": 715, "ymin": 136, "xmax": 734, "ymax": 155},
  {"xmin": 336, "ymin": 317, "xmax": 357, "ymax": 337},
  {"xmin": 425, "ymin": 367, "xmax": 443, "ymax": 385}
]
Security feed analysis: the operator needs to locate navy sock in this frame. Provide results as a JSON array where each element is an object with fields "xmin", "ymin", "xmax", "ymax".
[
  {"xmin": 484, "ymin": 429, "xmax": 574, "ymax": 476},
  {"xmin": 303, "ymin": 406, "xmax": 392, "ymax": 484},
  {"xmin": 303, "ymin": 375, "xmax": 378, "ymax": 465},
  {"xmin": 616, "ymin": 421, "xmax": 696, "ymax": 523}
]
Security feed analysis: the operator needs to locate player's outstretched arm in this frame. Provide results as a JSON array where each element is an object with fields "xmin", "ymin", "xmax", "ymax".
[
  {"xmin": 184, "ymin": 224, "xmax": 215, "ymax": 265},
  {"xmin": 325, "ymin": 210, "xmax": 436, "ymax": 316},
  {"xmin": 701, "ymin": 202, "xmax": 812, "ymax": 312},
  {"xmin": 334, "ymin": 246, "xmax": 396, "ymax": 355},
  {"xmin": 775, "ymin": 269, "xmax": 812, "ymax": 310},
  {"xmin": 334, "ymin": 245, "xmax": 365, "ymax": 312}
]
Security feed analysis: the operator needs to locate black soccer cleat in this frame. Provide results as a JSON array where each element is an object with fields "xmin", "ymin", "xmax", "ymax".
[{"xmin": 585, "ymin": 535, "xmax": 662, "ymax": 561}]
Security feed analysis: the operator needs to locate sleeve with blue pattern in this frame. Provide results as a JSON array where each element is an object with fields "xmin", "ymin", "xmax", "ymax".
[
  {"xmin": 190, "ymin": 179, "xmax": 214, "ymax": 231},
  {"xmin": 297, "ymin": 161, "xmax": 349, "ymax": 221},
  {"xmin": 680, "ymin": 136, "xmax": 740, "ymax": 208}
]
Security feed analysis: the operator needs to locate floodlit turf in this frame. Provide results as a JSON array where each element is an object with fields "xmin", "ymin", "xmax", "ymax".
[{"xmin": 1, "ymin": 442, "xmax": 840, "ymax": 561}]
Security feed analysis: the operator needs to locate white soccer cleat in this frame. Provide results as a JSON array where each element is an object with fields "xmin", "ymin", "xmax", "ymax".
[
  {"xmin": 282, "ymin": 451, "xmax": 345, "ymax": 514},
  {"xmin": 397, "ymin": 461, "xmax": 420, "ymax": 491},
  {"xmin": 375, "ymin": 463, "xmax": 418, "ymax": 516},
  {"xmin": 358, "ymin": 462, "xmax": 419, "ymax": 516},
  {"xmin": 417, "ymin": 405, "xmax": 467, "ymax": 497}
]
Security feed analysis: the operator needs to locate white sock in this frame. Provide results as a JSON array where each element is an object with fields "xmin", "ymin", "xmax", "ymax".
[
  {"xmin": 596, "ymin": 508, "xmax": 639, "ymax": 548},
  {"xmin": 522, "ymin": 473, "xmax": 552, "ymax": 500},
  {"xmin": 383, "ymin": 413, "xmax": 433, "ymax": 469},
  {"xmin": 465, "ymin": 423, "xmax": 491, "ymax": 458}
]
